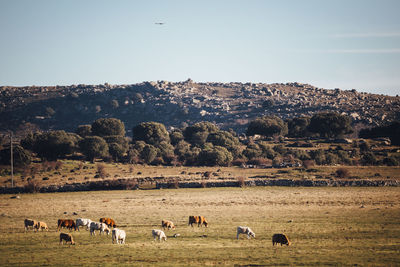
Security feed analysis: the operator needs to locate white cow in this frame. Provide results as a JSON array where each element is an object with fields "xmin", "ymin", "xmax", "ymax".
[
  {"xmin": 90, "ymin": 222, "xmax": 110, "ymax": 236},
  {"xmin": 112, "ymin": 228, "xmax": 126, "ymax": 244},
  {"xmin": 236, "ymin": 226, "xmax": 255, "ymax": 239},
  {"xmin": 76, "ymin": 218, "xmax": 92, "ymax": 231},
  {"xmin": 152, "ymin": 229, "xmax": 167, "ymax": 242}
]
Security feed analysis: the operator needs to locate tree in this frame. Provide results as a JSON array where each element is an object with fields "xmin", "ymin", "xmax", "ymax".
[
  {"xmin": 0, "ymin": 145, "xmax": 31, "ymax": 167},
  {"xmin": 206, "ymin": 130, "xmax": 241, "ymax": 158},
  {"xmin": 184, "ymin": 122, "xmax": 219, "ymax": 146},
  {"xmin": 91, "ymin": 118, "xmax": 125, "ymax": 137},
  {"xmin": 246, "ymin": 116, "xmax": 288, "ymax": 137},
  {"xmin": 359, "ymin": 121, "xmax": 400, "ymax": 145},
  {"xmin": 29, "ymin": 131, "xmax": 79, "ymax": 160},
  {"xmin": 76, "ymin": 125, "xmax": 92, "ymax": 138},
  {"xmin": 198, "ymin": 146, "xmax": 233, "ymax": 166},
  {"xmin": 132, "ymin": 122, "xmax": 170, "ymax": 145},
  {"xmin": 78, "ymin": 136, "xmax": 109, "ymax": 162},
  {"xmin": 287, "ymin": 117, "xmax": 311, "ymax": 138},
  {"xmin": 308, "ymin": 112, "xmax": 352, "ymax": 138},
  {"xmin": 140, "ymin": 144, "xmax": 158, "ymax": 164},
  {"xmin": 170, "ymin": 130, "xmax": 184, "ymax": 146},
  {"xmin": 109, "ymin": 143, "xmax": 125, "ymax": 161}
]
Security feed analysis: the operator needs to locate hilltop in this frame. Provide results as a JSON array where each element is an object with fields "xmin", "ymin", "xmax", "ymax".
[{"xmin": 1, "ymin": 80, "xmax": 399, "ymax": 136}]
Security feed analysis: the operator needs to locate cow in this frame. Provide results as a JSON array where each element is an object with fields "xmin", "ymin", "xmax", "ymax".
[
  {"xmin": 236, "ymin": 226, "xmax": 256, "ymax": 239},
  {"xmin": 36, "ymin": 221, "xmax": 49, "ymax": 231},
  {"xmin": 99, "ymin": 217, "xmax": 117, "ymax": 228},
  {"xmin": 60, "ymin": 233, "xmax": 75, "ymax": 245},
  {"xmin": 90, "ymin": 222, "xmax": 110, "ymax": 236},
  {"xmin": 188, "ymin": 216, "xmax": 208, "ymax": 227},
  {"xmin": 152, "ymin": 229, "xmax": 167, "ymax": 242},
  {"xmin": 57, "ymin": 219, "xmax": 77, "ymax": 231},
  {"xmin": 112, "ymin": 228, "xmax": 126, "ymax": 244},
  {"xmin": 272, "ymin": 233, "xmax": 291, "ymax": 246},
  {"xmin": 161, "ymin": 220, "xmax": 175, "ymax": 230},
  {"xmin": 76, "ymin": 218, "xmax": 92, "ymax": 231},
  {"xmin": 199, "ymin": 216, "xmax": 208, "ymax": 227},
  {"xmin": 24, "ymin": 219, "xmax": 38, "ymax": 232}
]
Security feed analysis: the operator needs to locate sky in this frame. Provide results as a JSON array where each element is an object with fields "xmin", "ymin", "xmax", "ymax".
[{"xmin": 0, "ymin": 0, "xmax": 399, "ymax": 96}]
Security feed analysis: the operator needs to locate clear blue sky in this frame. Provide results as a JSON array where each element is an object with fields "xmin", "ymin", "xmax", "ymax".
[{"xmin": 1, "ymin": 0, "xmax": 399, "ymax": 95}]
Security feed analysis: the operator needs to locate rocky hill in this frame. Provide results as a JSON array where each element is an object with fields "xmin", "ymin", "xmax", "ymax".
[{"xmin": 1, "ymin": 80, "xmax": 399, "ymax": 137}]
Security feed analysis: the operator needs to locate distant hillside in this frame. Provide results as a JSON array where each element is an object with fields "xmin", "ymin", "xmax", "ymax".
[{"xmin": 1, "ymin": 80, "xmax": 399, "ymax": 137}]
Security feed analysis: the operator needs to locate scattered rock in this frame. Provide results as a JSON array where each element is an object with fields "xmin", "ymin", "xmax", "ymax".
[
  {"xmin": 10, "ymin": 195, "xmax": 20, "ymax": 199},
  {"xmin": 173, "ymin": 233, "xmax": 180, "ymax": 238}
]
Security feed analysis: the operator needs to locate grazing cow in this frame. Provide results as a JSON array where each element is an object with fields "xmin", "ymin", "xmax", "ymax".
[
  {"xmin": 161, "ymin": 220, "xmax": 175, "ymax": 230},
  {"xmin": 36, "ymin": 221, "xmax": 49, "ymax": 231},
  {"xmin": 199, "ymin": 216, "xmax": 208, "ymax": 227},
  {"xmin": 112, "ymin": 228, "xmax": 126, "ymax": 244},
  {"xmin": 76, "ymin": 218, "xmax": 92, "ymax": 231},
  {"xmin": 236, "ymin": 226, "xmax": 256, "ymax": 239},
  {"xmin": 24, "ymin": 219, "xmax": 38, "ymax": 232},
  {"xmin": 188, "ymin": 216, "xmax": 208, "ymax": 227},
  {"xmin": 152, "ymin": 229, "xmax": 167, "ymax": 242},
  {"xmin": 272, "ymin": 233, "xmax": 291, "ymax": 246},
  {"xmin": 59, "ymin": 233, "xmax": 75, "ymax": 245},
  {"xmin": 99, "ymin": 217, "xmax": 117, "ymax": 228},
  {"xmin": 57, "ymin": 219, "xmax": 77, "ymax": 231},
  {"xmin": 90, "ymin": 222, "xmax": 110, "ymax": 236}
]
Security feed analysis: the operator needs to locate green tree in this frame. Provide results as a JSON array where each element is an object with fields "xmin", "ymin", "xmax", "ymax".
[
  {"xmin": 91, "ymin": 118, "xmax": 125, "ymax": 137},
  {"xmin": 0, "ymin": 145, "xmax": 31, "ymax": 167},
  {"xmin": 79, "ymin": 136, "xmax": 109, "ymax": 162},
  {"xmin": 198, "ymin": 146, "xmax": 233, "ymax": 166},
  {"xmin": 132, "ymin": 122, "xmax": 170, "ymax": 146},
  {"xmin": 287, "ymin": 117, "xmax": 311, "ymax": 138},
  {"xmin": 308, "ymin": 112, "xmax": 352, "ymax": 138},
  {"xmin": 184, "ymin": 122, "xmax": 219, "ymax": 146},
  {"xmin": 140, "ymin": 144, "xmax": 158, "ymax": 164},
  {"xmin": 30, "ymin": 131, "xmax": 79, "ymax": 160},
  {"xmin": 76, "ymin": 125, "xmax": 92, "ymax": 138},
  {"xmin": 246, "ymin": 116, "xmax": 288, "ymax": 137}
]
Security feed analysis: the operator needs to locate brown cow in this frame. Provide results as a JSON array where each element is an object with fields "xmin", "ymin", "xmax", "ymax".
[
  {"xmin": 272, "ymin": 233, "xmax": 291, "ymax": 246},
  {"xmin": 161, "ymin": 220, "xmax": 175, "ymax": 230},
  {"xmin": 199, "ymin": 216, "xmax": 208, "ymax": 227},
  {"xmin": 57, "ymin": 219, "xmax": 77, "ymax": 231},
  {"xmin": 60, "ymin": 233, "xmax": 75, "ymax": 245},
  {"xmin": 99, "ymin": 218, "xmax": 117, "ymax": 228},
  {"xmin": 36, "ymin": 221, "xmax": 49, "ymax": 231},
  {"xmin": 188, "ymin": 216, "xmax": 199, "ymax": 227},
  {"xmin": 188, "ymin": 216, "xmax": 208, "ymax": 227},
  {"xmin": 24, "ymin": 219, "xmax": 38, "ymax": 232}
]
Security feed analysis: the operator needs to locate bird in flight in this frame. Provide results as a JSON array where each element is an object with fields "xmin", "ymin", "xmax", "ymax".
[{"xmin": 155, "ymin": 22, "xmax": 165, "ymax": 25}]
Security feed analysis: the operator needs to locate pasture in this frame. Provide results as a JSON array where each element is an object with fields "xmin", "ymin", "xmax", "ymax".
[{"xmin": 0, "ymin": 187, "xmax": 399, "ymax": 266}]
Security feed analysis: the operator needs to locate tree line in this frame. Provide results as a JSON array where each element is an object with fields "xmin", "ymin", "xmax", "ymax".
[{"xmin": 1, "ymin": 112, "xmax": 399, "ymax": 168}]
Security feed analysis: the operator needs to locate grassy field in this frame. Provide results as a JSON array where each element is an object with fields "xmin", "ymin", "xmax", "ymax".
[
  {"xmin": 0, "ymin": 187, "xmax": 399, "ymax": 266},
  {"xmin": 1, "ymin": 161, "xmax": 400, "ymax": 189}
]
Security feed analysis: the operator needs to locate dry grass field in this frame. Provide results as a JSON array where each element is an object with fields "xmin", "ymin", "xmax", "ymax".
[
  {"xmin": 0, "ymin": 187, "xmax": 399, "ymax": 266},
  {"xmin": 1, "ymin": 161, "xmax": 400, "ymax": 189}
]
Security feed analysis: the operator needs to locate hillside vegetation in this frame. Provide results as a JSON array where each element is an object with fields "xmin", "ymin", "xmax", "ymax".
[{"xmin": 1, "ymin": 80, "xmax": 399, "ymax": 135}]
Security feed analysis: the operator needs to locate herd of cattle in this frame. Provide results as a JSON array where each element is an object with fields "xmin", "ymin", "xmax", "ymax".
[{"xmin": 24, "ymin": 216, "xmax": 291, "ymax": 246}]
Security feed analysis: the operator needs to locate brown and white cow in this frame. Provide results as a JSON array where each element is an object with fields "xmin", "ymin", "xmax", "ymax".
[
  {"xmin": 57, "ymin": 219, "xmax": 77, "ymax": 231},
  {"xmin": 60, "ymin": 233, "xmax": 75, "ymax": 245},
  {"xmin": 100, "ymin": 217, "xmax": 117, "ymax": 228},
  {"xmin": 24, "ymin": 219, "xmax": 38, "ymax": 232},
  {"xmin": 36, "ymin": 221, "xmax": 49, "ymax": 231}
]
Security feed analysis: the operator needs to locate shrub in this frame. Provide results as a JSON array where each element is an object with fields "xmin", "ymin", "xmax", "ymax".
[
  {"xmin": 237, "ymin": 176, "xmax": 246, "ymax": 188},
  {"xmin": 232, "ymin": 158, "xmax": 246, "ymax": 166},
  {"xmin": 96, "ymin": 163, "xmax": 108, "ymax": 178},
  {"xmin": 335, "ymin": 168, "xmax": 350, "ymax": 178},
  {"xmin": 24, "ymin": 179, "xmax": 40, "ymax": 193},
  {"xmin": 383, "ymin": 156, "xmax": 399, "ymax": 166},
  {"xmin": 247, "ymin": 157, "xmax": 272, "ymax": 166},
  {"xmin": 302, "ymin": 160, "xmax": 315, "ymax": 169}
]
